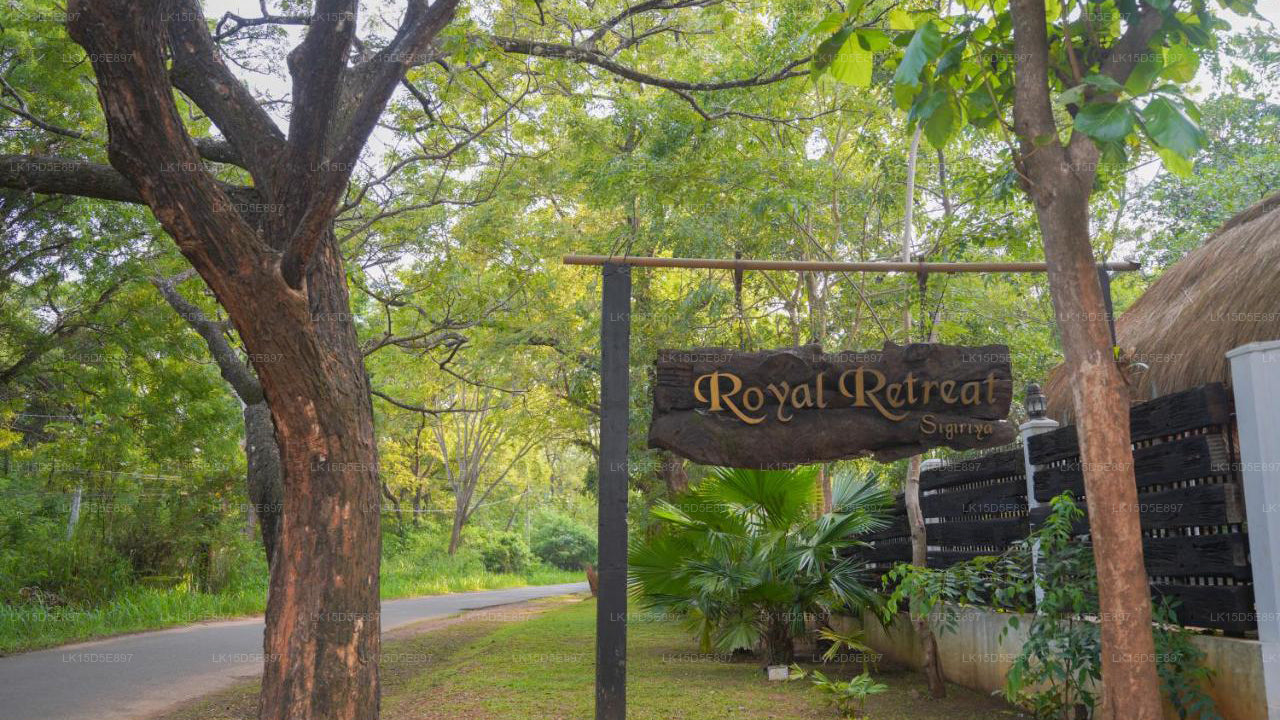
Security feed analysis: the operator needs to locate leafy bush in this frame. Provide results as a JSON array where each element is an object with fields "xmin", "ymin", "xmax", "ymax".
[
  {"xmin": 531, "ymin": 515, "xmax": 596, "ymax": 570},
  {"xmin": 477, "ymin": 531, "xmax": 535, "ymax": 574},
  {"xmin": 788, "ymin": 666, "xmax": 887, "ymax": 718},
  {"xmin": 630, "ymin": 466, "xmax": 891, "ymax": 666}
]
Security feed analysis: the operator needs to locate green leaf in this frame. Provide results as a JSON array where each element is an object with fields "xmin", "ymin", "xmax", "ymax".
[
  {"xmin": 1140, "ymin": 96, "xmax": 1206, "ymax": 156},
  {"xmin": 1157, "ymin": 147, "xmax": 1193, "ymax": 177},
  {"xmin": 924, "ymin": 95, "xmax": 958, "ymax": 148},
  {"xmin": 1161, "ymin": 43, "xmax": 1200, "ymax": 82},
  {"xmin": 1083, "ymin": 73, "xmax": 1125, "ymax": 93},
  {"xmin": 830, "ymin": 35, "xmax": 873, "ymax": 86},
  {"xmin": 1073, "ymin": 101, "xmax": 1135, "ymax": 143},
  {"xmin": 812, "ymin": 26, "xmax": 854, "ymax": 80},
  {"xmin": 892, "ymin": 82, "xmax": 917, "ymax": 110},
  {"xmin": 935, "ymin": 37, "xmax": 968, "ymax": 75},
  {"xmin": 855, "ymin": 29, "xmax": 893, "ymax": 52},
  {"xmin": 812, "ymin": 11, "xmax": 848, "ymax": 37},
  {"xmin": 908, "ymin": 88, "xmax": 947, "ymax": 122},
  {"xmin": 1124, "ymin": 52, "xmax": 1163, "ymax": 95},
  {"xmin": 965, "ymin": 86, "xmax": 994, "ymax": 116},
  {"xmin": 1055, "ymin": 84, "xmax": 1086, "ymax": 107},
  {"xmin": 887, "ymin": 8, "xmax": 914, "ymax": 30},
  {"xmin": 893, "ymin": 21, "xmax": 942, "ymax": 87}
]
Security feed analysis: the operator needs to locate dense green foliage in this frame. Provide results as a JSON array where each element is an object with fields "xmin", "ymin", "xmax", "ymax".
[
  {"xmin": 629, "ymin": 467, "xmax": 891, "ymax": 665},
  {"xmin": 477, "ymin": 531, "xmax": 537, "ymax": 574},
  {"xmin": 531, "ymin": 512, "xmax": 598, "ymax": 570}
]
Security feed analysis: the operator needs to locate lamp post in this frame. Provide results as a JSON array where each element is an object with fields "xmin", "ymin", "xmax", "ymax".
[
  {"xmin": 1018, "ymin": 380, "xmax": 1058, "ymax": 608},
  {"xmin": 1025, "ymin": 382, "xmax": 1047, "ymax": 420}
]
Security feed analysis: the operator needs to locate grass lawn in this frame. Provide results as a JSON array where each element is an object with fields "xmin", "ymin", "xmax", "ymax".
[
  {"xmin": 157, "ymin": 595, "xmax": 1025, "ymax": 720},
  {"xmin": 0, "ymin": 565, "xmax": 579, "ymax": 655}
]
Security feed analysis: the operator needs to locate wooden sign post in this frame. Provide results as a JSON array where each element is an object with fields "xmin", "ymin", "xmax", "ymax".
[
  {"xmin": 649, "ymin": 343, "xmax": 1015, "ymax": 467},
  {"xmin": 571, "ymin": 254, "xmax": 1134, "ymax": 720},
  {"xmin": 596, "ymin": 264, "xmax": 629, "ymax": 720}
]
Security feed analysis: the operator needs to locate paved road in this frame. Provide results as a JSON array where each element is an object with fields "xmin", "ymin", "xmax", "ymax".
[{"xmin": 0, "ymin": 582, "xmax": 587, "ymax": 720}]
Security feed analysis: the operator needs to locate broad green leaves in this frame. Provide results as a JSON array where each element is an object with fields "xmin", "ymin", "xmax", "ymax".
[
  {"xmin": 1160, "ymin": 43, "xmax": 1201, "ymax": 82},
  {"xmin": 1140, "ymin": 96, "xmax": 1205, "ymax": 156},
  {"xmin": 810, "ymin": 18, "xmax": 888, "ymax": 87},
  {"xmin": 1073, "ymin": 102, "xmax": 1136, "ymax": 143},
  {"xmin": 812, "ymin": 26, "xmax": 857, "ymax": 82},
  {"xmin": 1140, "ymin": 95, "xmax": 1208, "ymax": 175},
  {"xmin": 1124, "ymin": 53, "xmax": 1165, "ymax": 95},
  {"xmin": 893, "ymin": 22, "xmax": 943, "ymax": 88},
  {"xmin": 807, "ymin": 0, "xmax": 1248, "ymax": 165},
  {"xmin": 831, "ymin": 43, "xmax": 874, "ymax": 87}
]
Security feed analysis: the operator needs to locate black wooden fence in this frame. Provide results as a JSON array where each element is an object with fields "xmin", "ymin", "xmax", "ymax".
[{"xmin": 865, "ymin": 382, "xmax": 1255, "ymax": 635}]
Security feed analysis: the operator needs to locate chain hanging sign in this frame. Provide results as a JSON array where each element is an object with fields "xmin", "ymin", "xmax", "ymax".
[{"xmin": 648, "ymin": 342, "xmax": 1015, "ymax": 467}]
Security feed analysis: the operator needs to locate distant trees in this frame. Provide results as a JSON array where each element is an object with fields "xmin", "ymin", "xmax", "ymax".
[{"xmin": 430, "ymin": 387, "xmax": 543, "ymax": 554}]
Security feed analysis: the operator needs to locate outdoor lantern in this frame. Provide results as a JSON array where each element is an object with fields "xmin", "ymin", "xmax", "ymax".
[{"xmin": 1025, "ymin": 382, "xmax": 1046, "ymax": 420}]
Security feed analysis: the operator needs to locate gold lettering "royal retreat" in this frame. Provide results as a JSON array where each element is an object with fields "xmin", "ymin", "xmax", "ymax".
[{"xmin": 692, "ymin": 367, "xmax": 999, "ymax": 424}]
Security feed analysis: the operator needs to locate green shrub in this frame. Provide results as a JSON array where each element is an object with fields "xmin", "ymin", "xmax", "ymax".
[
  {"xmin": 630, "ymin": 466, "xmax": 891, "ymax": 666},
  {"xmin": 477, "ymin": 531, "xmax": 535, "ymax": 574},
  {"xmin": 531, "ymin": 516, "xmax": 596, "ymax": 570}
]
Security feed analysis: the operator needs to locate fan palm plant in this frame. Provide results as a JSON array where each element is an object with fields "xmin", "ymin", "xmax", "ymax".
[{"xmin": 629, "ymin": 466, "xmax": 891, "ymax": 667}]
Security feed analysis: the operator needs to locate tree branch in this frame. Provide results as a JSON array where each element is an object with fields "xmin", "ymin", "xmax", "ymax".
[
  {"xmin": 0, "ymin": 155, "xmax": 144, "ymax": 203},
  {"xmin": 150, "ymin": 273, "xmax": 264, "ymax": 404},
  {"xmin": 489, "ymin": 36, "xmax": 810, "ymax": 91},
  {"xmin": 371, "ymin": 388, "xmax": 477, "ymax": 415},
  {"xmin": 66, "ymin": 0, "xmax": 269, "ymax": 282},
  {"xmin": 166, "ymin": 0, "xmax": 286, "ymax": 189},
  {"xmin": 280, "ymin": 0, "xmax": 461, "ymax": 289}
]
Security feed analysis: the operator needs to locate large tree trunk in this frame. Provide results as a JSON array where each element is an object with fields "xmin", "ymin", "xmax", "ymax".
[
  {"xmin": 1033, "ymin": 185, "xmax": 1159, "ymax": 720},
  {"xmin": 256, "ymin": 234, "xmax": 382, "ymax": 720},
  {"xmin": 61, "ymin": 0, "xmax": 421, "ymax": 711},
  {"xmin": 1007, "ymin": 0, "xmax": 1163, "ymax": 715},
  {"xmin": 448, "ymin": 505, "xmax": 466, "ymax": 555}
]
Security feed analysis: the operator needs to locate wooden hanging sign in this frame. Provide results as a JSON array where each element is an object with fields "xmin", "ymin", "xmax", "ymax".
[{"xmin": 648, "ymin": 342, "xmax": 1015, "ymax": 467}]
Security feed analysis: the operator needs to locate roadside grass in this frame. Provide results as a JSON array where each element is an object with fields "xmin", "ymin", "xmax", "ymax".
[
  {"xmin": 155, "ymin": 596, "xmax": 1023, "ymax": 720},
  {"xmin": 0, "ymin": 562, "xmax": 580, "ymax": 655}
]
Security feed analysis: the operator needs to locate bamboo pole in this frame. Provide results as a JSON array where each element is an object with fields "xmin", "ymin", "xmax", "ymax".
[{"xmin": 563, "ymin": 255, "xmax": 1140, "ymax": 273}]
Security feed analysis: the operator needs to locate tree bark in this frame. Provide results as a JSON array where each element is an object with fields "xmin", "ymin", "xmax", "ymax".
[
  {"xmin": 1007, "ymin": 0, "xmax": 1162, "ymax": 716},
  {"xmin": 448, "ymin": 506, "xmax": 467, "ymax": 555},
  {"xmin": 244, "ymin": 400, "xmax": 284, "ymax": 565},
  {"xmin": 255, "ymin": 233, "xmax": 383, "ymax": 720},
  {"xmin": 1030, "ymin": 184, "xmax": 1159, "ymax": 720},
  {"xmin": 899, "ymin": 125, "xmax": 945, "ymax": 699},
  {"xmin": 763, "ymin": 611, "xmax": 795, "ymax": 667},
  {"xmin": 817, "ymin": 465, "xmax": 833, "ymax": 514},
  {"xmin": 657, "ymin": 451, "xmax": 689, "ymax": 496}
]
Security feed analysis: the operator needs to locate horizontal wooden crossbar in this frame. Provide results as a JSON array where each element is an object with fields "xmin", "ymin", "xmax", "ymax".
[{"xmin": 563, "ymin": 255, "xmax": 1141, "ymax": 273}]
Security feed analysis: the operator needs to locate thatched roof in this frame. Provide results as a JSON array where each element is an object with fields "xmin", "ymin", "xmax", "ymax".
[{"xmin": 1045, "ymin": 190, "xmax": 1280, "ymax": 421}]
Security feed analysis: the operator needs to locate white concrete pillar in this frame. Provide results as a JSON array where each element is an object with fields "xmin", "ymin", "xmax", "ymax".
[
  {"xmin": 1019, "ymin": 418, "xmax": 1060, "ymax": 511},
  {"xmin": 1227, "ymin": 340, "xmax": 1280, "ymax": 719},
  {"xmin": 1020, "ymin": 417, "xmax": 1060, "ymax": 608}
]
